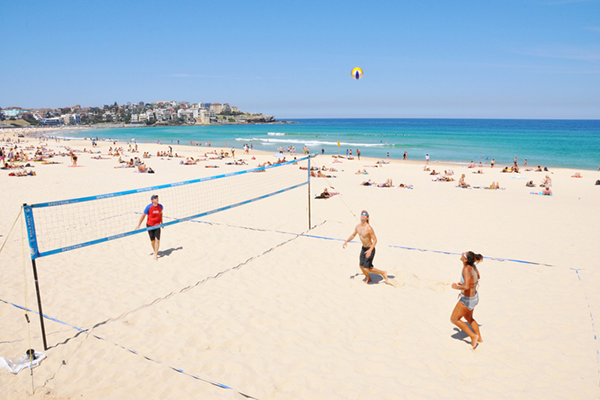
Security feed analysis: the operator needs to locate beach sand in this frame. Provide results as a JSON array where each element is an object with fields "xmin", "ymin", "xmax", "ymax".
[{"xmin": 1, "ymin": 133, "xmax": 600, "ymax": 399}]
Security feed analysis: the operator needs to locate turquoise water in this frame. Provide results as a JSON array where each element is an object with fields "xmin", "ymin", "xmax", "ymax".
[{"xmin": 59, "ymin": 119, "xmax": 600, "ymax": 170}]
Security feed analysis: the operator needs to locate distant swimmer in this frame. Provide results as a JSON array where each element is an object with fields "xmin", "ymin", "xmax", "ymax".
[
  {"xmin": 343, "ymin": 210, "xmax": 389, "ymax": 285},
  {"xmin": 450, "ymin": 251, "xmax": 484, "ymax": 349}
]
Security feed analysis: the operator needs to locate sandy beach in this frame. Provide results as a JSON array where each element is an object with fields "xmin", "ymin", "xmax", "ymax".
[{"xmin": 1, "ymin": 131, "xmax": 600, "ymax": 399}]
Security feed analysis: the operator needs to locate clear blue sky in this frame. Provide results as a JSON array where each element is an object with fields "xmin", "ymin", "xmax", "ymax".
[{"xmin": 1, "ymin": 0, "xmax": 599, "ymax": 118}]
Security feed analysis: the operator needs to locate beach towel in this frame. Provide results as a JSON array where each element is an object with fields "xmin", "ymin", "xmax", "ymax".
[{"xmin": 530, "ymin": 191, "xmax": 553, "ymax": 196}]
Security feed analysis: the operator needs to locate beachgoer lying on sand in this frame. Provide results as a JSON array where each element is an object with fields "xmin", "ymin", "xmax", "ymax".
[
  {"xmin": 311, "ymin": 170, "xmax": 332, "ymax": 178},
  {"xmin": 543, "ymin": 186, "xmax": 552, "ymax": 196},
  {"xmin": 458, "ymin": 174, "xmax": 470, "ymax": 188},
  {"xmin": 205, "ymin": 165, "xmax": 219, "ymax": 168},
  {"xmin": 485, "ymin": 182, "xmax": 500, "ymax": 190},
  {"xmin": 572, "ymin": 172, "xmax": 582, "ymax": 178},
  {"xmin": 361, "ymin": 180, "xmax": 373, "ymax": 186},
  {"xmin": 440, "ymin": 176, "xmax": 454, "ymax": 182},
  {"xmin": 451, "ymin": 251, "xmax": 484, "ymax": 349},
  {"xmin": 115, "ymin": 159, "xmax": 134, "ymax": 168},
  {"xmin": 535, "ymin": 166, "xmax": 542, "ymax": 172},
  {"xmin": 430, "ymin": 170, "xmax": 439, "ymax": 175},
  {"xmin": 473, "ymin": 169, "xmax": 483, "ymax": 174},
  {"xmin": 355, "ymin": 169, "xmax": 368, "ymax": 175},
  {"xmin": 501, "ymin": 167, "xmax": 510, "ymax": 173},
  {"xmin": 526, "ymin": 180, "xmax": 536, "ymax": 187},
  {"xmin": 377, "ymin": 178, "xmax": 393, "ymax": 187},
  {"xmin": 423, "ymin": 166, "xmax": 430, "ymax": 171},
  {"xmin": 137, "ymin": 164, "xmax": 148, "ymax": 173},
  {"xmin": 2, "ymin": 162, "xmax": 19, "ymax": 169},
  {"xmin": 375, "ymin": 160, "xmax": 389, "ymax": 165},
  {"xmin": 398, "ymin": 183, "xmax": 414, "ymax": 189},
  {"xmin": 9, "ymin": 169, "xmax": 36, "ymax": 176},
  {"xmin": 315, "ymin": 188, "xmax": 340, "ymax": 198}
]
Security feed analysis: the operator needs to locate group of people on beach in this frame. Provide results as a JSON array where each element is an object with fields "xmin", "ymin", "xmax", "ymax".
[{"xmin": 342, "ymin": 210, "xmax": 483, "ymax": 349}]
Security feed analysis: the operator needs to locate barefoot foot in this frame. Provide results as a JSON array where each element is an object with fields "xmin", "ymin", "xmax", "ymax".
[{"xmin": 471, "ymin": 335, "xmax": 479, "ymax": 349}]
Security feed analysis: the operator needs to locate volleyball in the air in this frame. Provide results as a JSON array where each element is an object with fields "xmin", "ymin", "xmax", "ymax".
[{"xmin": 351, "ymin": 67, "xmax": 363, "ymax": 80}]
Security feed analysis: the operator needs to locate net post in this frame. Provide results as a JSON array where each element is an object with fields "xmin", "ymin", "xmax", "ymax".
[
  {"xmin": 23, "ymin": 204, "xmax": 48, "ymax": 351},
  {"xmin": 308, "ymin": 155, "xmax": 312, "ymax": 230}
]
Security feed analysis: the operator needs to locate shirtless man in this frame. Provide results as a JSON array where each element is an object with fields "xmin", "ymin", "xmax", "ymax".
[{"xmin": 343, "ymin": 210, "xmax": 389, "ymax": 284}]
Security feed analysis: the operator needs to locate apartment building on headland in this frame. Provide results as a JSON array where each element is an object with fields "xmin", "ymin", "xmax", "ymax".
[{"xmin": 0, "ymin": 101, "xmax": 275, "ymax": 127}]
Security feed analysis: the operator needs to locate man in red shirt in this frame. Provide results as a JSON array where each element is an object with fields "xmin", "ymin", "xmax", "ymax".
[{"xmin": 136, "ymin": 194, "xmax": 163, "ymax": 261}]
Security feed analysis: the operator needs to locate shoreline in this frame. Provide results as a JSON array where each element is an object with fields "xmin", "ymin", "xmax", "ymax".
[
  {"xmin": 0, "ymin": 121, "xmax": 600, "ymax": 172},
  {"xmin": 4, "ymin": 126, "xmax": 598, "ymax": 172}
]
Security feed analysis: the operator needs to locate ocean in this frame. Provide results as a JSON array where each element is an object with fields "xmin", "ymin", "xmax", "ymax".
[{"xmin": 56, "ymin": 119, "xmax": 600, "ymax": 170}]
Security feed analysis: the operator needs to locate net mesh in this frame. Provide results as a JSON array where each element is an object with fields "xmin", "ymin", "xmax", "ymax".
[{"xmin": 26, "ymin": 158, "xmax": 310, "ymax": 258}]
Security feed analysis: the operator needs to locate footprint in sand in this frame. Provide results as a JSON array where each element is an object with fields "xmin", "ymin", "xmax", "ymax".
[{"xmin": 386, "ymin": 279, "xmax": 404, "ymax": 289}]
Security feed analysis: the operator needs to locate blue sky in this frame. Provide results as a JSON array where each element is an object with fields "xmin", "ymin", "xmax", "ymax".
[{"xmin": 1, "ymin": 0, "xmax": 599, "ymax": 118}]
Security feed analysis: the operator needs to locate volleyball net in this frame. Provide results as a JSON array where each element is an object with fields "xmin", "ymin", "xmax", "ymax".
[{"xmin": 24, "ymin": 156, "xmax": 312, "ymax": 260}]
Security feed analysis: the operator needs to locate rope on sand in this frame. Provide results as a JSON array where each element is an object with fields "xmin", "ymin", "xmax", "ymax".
[
  {"xmin": 571, "ymin": 268, "xmax": 600, "ymax": 388},
  {"xmin": 0, "ymin": 297, "xmax": 259, "ymax": 399}
]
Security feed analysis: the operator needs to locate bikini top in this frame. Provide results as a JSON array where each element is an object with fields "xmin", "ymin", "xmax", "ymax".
[{"xmin": 460, "ymin": 266, "xmax": 479, "ymax": 287}]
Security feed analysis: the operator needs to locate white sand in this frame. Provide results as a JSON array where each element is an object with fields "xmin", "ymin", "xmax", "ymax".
[{"xmin": 1, "ymin": 134, "xmax": 599, "ymax": 399}]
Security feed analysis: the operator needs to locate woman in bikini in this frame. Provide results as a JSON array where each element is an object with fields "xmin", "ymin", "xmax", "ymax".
[{"xmin": 450, "ymin": 251, "xmax": 484, "ymax": 349}]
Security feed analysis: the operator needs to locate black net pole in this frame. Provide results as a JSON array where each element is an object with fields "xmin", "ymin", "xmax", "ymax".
[{"xmin": 31, "ymin": 258, "xmax": 48, "ymax": 351}]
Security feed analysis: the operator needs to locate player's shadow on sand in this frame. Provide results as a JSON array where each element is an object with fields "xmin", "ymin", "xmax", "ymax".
[
  {"xmin": 451, "ymin": 326, "xmax": 481, "ymax": 344},
  {"xmin": 349, "ymin": 273, "xmax": 397, "ymax": 284},
  {"xmin": 157, "ymin": 246, "xmax": 183, "ymax": 258}
]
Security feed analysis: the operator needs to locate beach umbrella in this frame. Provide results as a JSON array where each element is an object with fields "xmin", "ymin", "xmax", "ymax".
[{"xmin": 273, "ymin": 152, "xmax": 285, "ymax": 158}]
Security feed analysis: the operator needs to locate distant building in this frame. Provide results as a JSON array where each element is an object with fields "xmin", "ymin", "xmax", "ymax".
[
  {"xmin": 68, "ymin": 114, "xmax": 81, "ymax": 124},
  {"xmin": 40, "ymin": 118, "xmax": 61, "ymax": 126},
  {"xmin": 210, "ymin": 103, "xmax": 223, "ymax": 113},
  {"xmin": 4, "ymin": 108, "xmax": 29, "ymax": 117},
  {"xmin": 200, "ymin": 109, "xmax": 210, "ymax": 124}
]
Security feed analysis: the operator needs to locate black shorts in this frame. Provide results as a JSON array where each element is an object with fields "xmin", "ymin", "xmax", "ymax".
[
  {"xmin": 359, "ymin": 246, "xmax": 375, "ymax": 269},
  {"xmin": 147, "ymin": 226, "xmax": 161, "ymax": 241}
]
